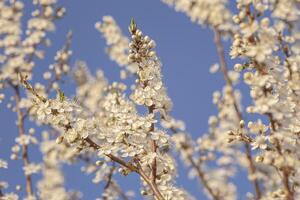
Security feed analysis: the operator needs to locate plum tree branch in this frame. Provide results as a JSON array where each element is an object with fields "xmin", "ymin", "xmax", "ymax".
[{"xmin": 213, "ymin": 27, "xmax": 262, "ymax": 200}]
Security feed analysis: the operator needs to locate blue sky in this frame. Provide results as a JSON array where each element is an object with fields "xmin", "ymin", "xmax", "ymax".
[{"xmin": 0, "ymin": 1, "xmax": 254, "ymax": 199}]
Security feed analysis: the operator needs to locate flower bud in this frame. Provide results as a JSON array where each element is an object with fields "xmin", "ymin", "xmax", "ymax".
[
  {"xmin": 129, "ymin": 18, "xmax": 137, "ymax": 34},
  {"xmin": 148, "ymin": 51, "xmax": 155, "ymax": 57},
  {"xmin": 255, "ymin": 155, "xmax": 264, "ymax": 163},
  {"xmin": 144, "ymin": 36, "xmax": 150, "ymax": 42},
  {"xmin": 55, "ymin": 136, "xmax": 64, "ymax": 144},
  {"xmin": 148, "ymin": 40, "xmax": 156, "ymax": 48},
  {"xmin": 95, "ymin": 160, "xmax": 104, "ymax": 166},
  {"xmin": 239, "ymin": 120, "xmax": 245, "ymax": 128}
]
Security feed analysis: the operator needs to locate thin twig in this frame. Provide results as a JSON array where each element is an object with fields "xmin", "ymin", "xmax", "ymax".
[
  {"xmin": 83, "ymin": 137, "xmax": 165, "ymax": 200},
  {"xmin": 148, "ymin": 105, "xmax": 157, "ymax": 184},
  {"xmin": 213, "ymin": 27, "xmax": 262, "ymax": 199},
  {"xmin": 110, "ymin": 181, "xmax": 130, "ymax": 200},
  {"xmin": 102, "ymin": 164, "xmax": 116, "ymax": 200},
  {"xmin": 77, "ymin": 154, "xmax": 130, "ymax": 200},
  {"xmin": 168, "ymin": 126, "xmax": 220, "ymax": 200},
  {"xmin": 136, "ymin": 165, "xmax": 164, "ymax": 200},
  {"xmin": 267, "ymin": 114, "xmax": 294, "ymax": 200},
  {"xmin": 11, "ymin": 85, "xmax": 33, "ymax": 196},
  {"xmin": 187, "ymin": 155, "xmax": 220, "ymax": 200}
]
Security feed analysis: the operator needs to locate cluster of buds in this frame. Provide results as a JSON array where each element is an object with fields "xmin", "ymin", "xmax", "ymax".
[{"xmin": 128, "ymin": 19, "xmax": 156, "ymax": 63}]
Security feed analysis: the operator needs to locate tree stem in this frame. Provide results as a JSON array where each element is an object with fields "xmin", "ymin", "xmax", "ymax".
[
  {"xmin": 213, "ymin": 27, "xmax": 262, "ymax": 199},
  {"xmin": 148, "ymin": 105, "xmax": 157, "ymax": 185},
  {"xmin": 84, "ymin": 137, "xmax": 165, "ymax": 200},
  {"xmin": 12, "ymin": 85, "xmax": 33, "ymax": 197}
]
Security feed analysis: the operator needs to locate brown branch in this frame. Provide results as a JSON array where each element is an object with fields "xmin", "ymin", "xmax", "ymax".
[
  {"xmin": 283, "ymin": 170, "xmax": 294, "ymax": 200},
  {"xmin": 168, "ymin": 126, "xmax": 220, "ymax": 200},
  {"xmin": 267, "ymin": 114, "xmax": 294, "ymax": 200},
  {"xmin": 19, "ymin": 74, "xmax": 47, "ymax": 103},
  {"xmin": 148, "ymin": 105, "xmax": 157, "ymax": 184},
  {"xmin": 46, "ymin": 31, "xmax": 72, "ymax": 94},
  {"xmin": 77, "ymin": 155, "xmax": 130, "ymax": 200},
  {"xmin": 213, "ymin": 27, "xmax": 262, "ymax": 199},
  {"xmin": 101, "ymin": 178, "xmax": 131, "ymax": 200},
  {"xmin": 136, "ymin": 165, "xmax": 164, "ymax": 200},
  {"xmin": 83, "ymin": 137, "xmax": 165, "ymax": 200},
  {"xmin": 110, "ymin": 182, "xmax": 130, "ymax": 200},
  {"xmin": 104, "ymin": 165, "xmax": 115, "ymax": 190},
  {"xmin": 12, "ymin": 85, "xmax": 33, "ymax": 196},
  {"xmin": 102, "ymin": 165, "xmax": 116, "ymax": 200},
  {"xmin": 187, "ymin": 155, "xmax": 220, "ymax": 200}
]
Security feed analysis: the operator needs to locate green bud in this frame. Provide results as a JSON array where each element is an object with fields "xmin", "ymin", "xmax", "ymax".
[
  {"xmin": 129, "ymin": 18, "xmax": 137, "ymax": 34},
  {"xmin": 57, "ymin": 89, "xmax": 65, "ymax": 102}
]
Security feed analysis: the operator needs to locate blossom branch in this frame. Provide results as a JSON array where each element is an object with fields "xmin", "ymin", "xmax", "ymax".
[
  {"xmin": 168, "ymin": 126, "xmax": 220, "ymax": 200},
  {"xmin": 187, "ymin": 155, "xmax": 220, "ymax": 200},
  {"xmin": 136, "ymin": 164, "xmax": 164, "ymax": 200},
  {"xmin": 20, "ymin": 73, "xmax": 165, "ymax": 199},
  {"xmin": 128, "ymin": 19, "xmax": 168, "ymax": 199},
  {"xmin": 101, "ymin": 164, "xmax": 116, "ymax": 200},
  {"xmin": 148, "ymin": 105, "xmax": 157, "ymax": 184},
  {"xmin": 103, "ymin": 165, "xmax": 115, "ymax": 191},
  {"xmin": 84, "ymin": 137, "xmax": 165, "ymax": 200},
  {"xmin": 76, "ymin": 151, "xmax": 130, "ymax": 200},
  {"xmin": 267, "ymin": 114, "xmax": 294, "ymax": 200},
  {"xmin": 11, "ymin": 84, "xmax": 33, "ymax": 197},
  {"xmin": 110, "ymin": 182, "xmax": 130, "ymax": 200},
  {"xmin": 213, "ymin": 27, "xmax": 262, "ymax": 199}
]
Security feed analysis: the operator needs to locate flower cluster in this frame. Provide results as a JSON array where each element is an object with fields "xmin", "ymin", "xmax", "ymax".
[
  {"xmin": 34, "ymin": 92, "xmax": 99, "ymax": 145},
  {"xmin": 128, "ymin": 20, "xmax": 172, "ymax": 111}
]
